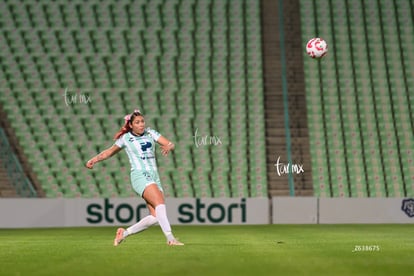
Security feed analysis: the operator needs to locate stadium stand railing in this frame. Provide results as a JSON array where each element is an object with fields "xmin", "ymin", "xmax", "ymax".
[{"xmin": 0, "ymin": 127, "xmax": 37, "ymax": 197}]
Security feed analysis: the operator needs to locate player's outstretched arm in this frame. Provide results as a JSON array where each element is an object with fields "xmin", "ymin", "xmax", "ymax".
[
  {"xmin": 157, "ymin": 136, "xmax": 175, "ymax": 156},
  {"xmin": 85, "ymin": 145, "xmax": 122, "ymax": 169}
]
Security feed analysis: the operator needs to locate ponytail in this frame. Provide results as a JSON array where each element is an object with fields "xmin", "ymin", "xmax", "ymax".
[{"xmin": 113, "ymin": 122, "xmax": 131, "ymax": 140}]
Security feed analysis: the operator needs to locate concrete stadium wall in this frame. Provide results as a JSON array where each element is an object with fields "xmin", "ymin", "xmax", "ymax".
[{"xmin": 0, "ymin": 197, "xmax": 413, "ymax": 228}]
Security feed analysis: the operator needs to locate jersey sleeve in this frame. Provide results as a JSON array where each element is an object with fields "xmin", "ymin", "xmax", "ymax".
[
  {"xmin": 146, "ymin": 127, "xmax": 161, "ymax": 141},
  {"xmin": 114, "ymin": 136, "xmax": 125, "ymax": 148}
]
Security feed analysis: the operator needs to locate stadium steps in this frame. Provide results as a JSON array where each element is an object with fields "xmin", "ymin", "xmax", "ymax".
[
  {"xmin": 0, "ymin": 159, "xmax": 18, "ymax": 197},
  {"xmin": 0, "ymin": 103, "xmax": 45, "ymax": 198},
  {"xmin": 262, "ymin": 0, "xmax": 314, "ymax": 197}
]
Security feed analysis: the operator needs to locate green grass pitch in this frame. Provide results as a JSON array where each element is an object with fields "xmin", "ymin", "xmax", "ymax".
[{"xmin": 0, "ymin": 224, "xmax": 413, "ymax": 275}]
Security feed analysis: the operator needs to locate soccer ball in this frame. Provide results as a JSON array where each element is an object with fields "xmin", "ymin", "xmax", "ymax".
[{"xmin": 306, "ymin": 38, "xmax": 328, "ymax": 59}]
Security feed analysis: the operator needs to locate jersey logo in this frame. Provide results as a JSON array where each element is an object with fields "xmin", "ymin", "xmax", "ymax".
[
  {"xmin": 142, "ymin": 172, "xmax": 152, "ymax": 181},
  {"xmin": 140, "ymin": 141, "xmax": 152, "ymax": 152}
]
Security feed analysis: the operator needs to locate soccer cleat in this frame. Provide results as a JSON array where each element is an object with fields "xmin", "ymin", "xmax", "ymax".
[
  {"xmin": 167, "ymin": 239, "xmax": 184, "ymax": 246},
  {"xmin": 113, "ymin": 228, "xmax": 125, "ymax": 246}
]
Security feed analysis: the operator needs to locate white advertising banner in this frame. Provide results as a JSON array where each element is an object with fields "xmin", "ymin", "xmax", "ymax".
[
  {"xmin": 1, "ymin": 197, "xmax": 413, "ymax": 228},
  {"xmin": 272, "ymin": 197, "xmax": 318, "ymax": 224},
  {"xmin": 0, "ymin": 197, "xmax": 269, "ymax": 228},
  {"xmin": 0, "ymin": 199, "xmax": 65, "ymax": 228},
  {"xmin": 166, "ymin": 197, "xmax": 269, "ymax": 225},
  {"xmin": 271, "ymin": 197, "xmax": 414, "ymax": 224},
  {"xmin": 319, "ymin": 198, "xmax": 414, "ymax": 224}
]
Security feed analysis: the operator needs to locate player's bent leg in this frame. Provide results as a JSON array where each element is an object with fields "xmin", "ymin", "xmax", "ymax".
[{"xmin": 125, "ymin": 215, "xmax": 158, "ymax": 236}]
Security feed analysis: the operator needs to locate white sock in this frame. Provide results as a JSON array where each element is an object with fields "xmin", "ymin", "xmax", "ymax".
[
  {"xmin": 124, "ymin": 215, "xmax": 158, "ymax": 238},
  {"xmin": 155, "ymin": 204, "xmax": 175, "ymax": 241}
]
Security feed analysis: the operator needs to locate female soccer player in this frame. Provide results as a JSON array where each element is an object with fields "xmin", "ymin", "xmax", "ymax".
[{"xmin": 85, "ymin": 110, "xmax": 184, "ymax": 246}]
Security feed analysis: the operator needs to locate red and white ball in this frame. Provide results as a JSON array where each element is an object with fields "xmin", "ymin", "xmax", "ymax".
[{"xmin": 306, "ymin": 38, "xmax": 328, "ymax": 59}]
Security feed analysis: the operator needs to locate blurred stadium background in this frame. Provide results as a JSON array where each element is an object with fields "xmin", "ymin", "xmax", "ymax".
[{"xmin": 0, "ymin": 0, "xmax": 413, "ymax": 200}]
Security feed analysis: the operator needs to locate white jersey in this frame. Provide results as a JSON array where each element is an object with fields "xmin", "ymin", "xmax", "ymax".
[{"xmin": 114, "ymin": 128, "xmax": 161, "ymax": 172}]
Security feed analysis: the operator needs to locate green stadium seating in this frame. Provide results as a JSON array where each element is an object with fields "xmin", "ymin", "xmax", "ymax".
[
  {"xmin": 301, "ymin": 0, "xmax": 414, "ymax": 197},
  {"xmin": 0, "ymin": 0, "xmax": 267, "ymax": 198}
]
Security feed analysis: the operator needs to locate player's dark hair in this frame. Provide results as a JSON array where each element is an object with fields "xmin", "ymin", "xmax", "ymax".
[{"xmin": 113, "ymin": 111, "xmax": 143, "ymax": 140}]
